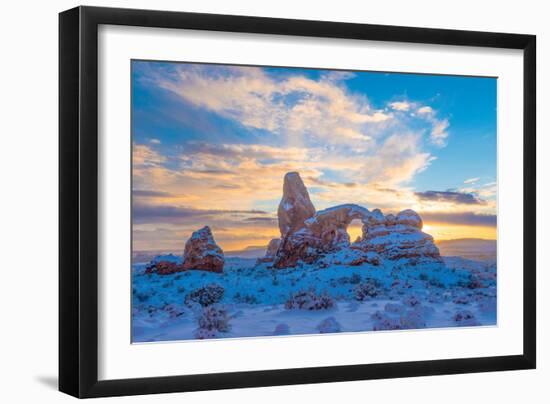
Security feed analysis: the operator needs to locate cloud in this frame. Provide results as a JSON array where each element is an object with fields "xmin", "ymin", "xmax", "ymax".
[
  {"xmin": 132, "ymin": 204, "xmax": 268, "ymax": 225},
  {"xmin": 389, "ymin": 101, "xmax": 411, "ymax": 111},
  {"xmin": 464, "ymin": 177, "xmax": 480, "ymax": 184},
  {"xmin": 155, "ymin": 64, "xmax": 391, "ymax": 146},
  {"xmin": 386, "ymin": 100, "xmax": 449, "ymax": 147},
  {"xmin": 149, "ymin": 138, "xmax": 161, "ymax": 144},
  {"xmin": 360, "ymin": 133, "xmax": 434, "ymax": 186},
  {"xmin": 182, "ymin": 142, "xmax": 309, "ymax": 162},
  {"xmin": 133, "ymin": 189, "xmax": 175, "ymax": 198},
  {"xmin": 417, "ymin": 106, "xmax": 434, "ymax": 115},
  {"xmin": 430, "ymin": 118, "xmax": 449, "ymax": 147},
  {"xmin": 415, "ymin": 190, "xmax": 485, "ymax": 205},
  {"xmin": 421, "ymin": 211, "xmax": 496, "ymax": 226},
  {"xmin": 133, "ymin": 144, "xmax": 165, "ymax": 168},
  {"xmin": 243, "ymin": 217, "xmax": 278, "ymax": 223}
]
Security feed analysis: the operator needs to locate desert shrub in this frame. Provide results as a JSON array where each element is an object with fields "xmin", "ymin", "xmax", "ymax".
[
  {"xmin": 273, "ymin": 323, "xmax": 290, "ymax": 335},
  {"xmin": 452, "ymin": 294, "xmax": 470, "ymax": 305},
  {"xmin": 354, "ymin": 279, "xmax": 381, "ymax": 301},
  {"xmin": 399, "ymin": 310, "xmax": 426, "ymax": 329},
  {"xmin": 349, "ymin": 273, "xmax": 362, "ymax": 284},
  {"xmin": 317, "ymin": 317, "xmax": 341, "ymax": 333},
  {"xmin": 162, "ymin": 304, "xmax": 183, "ymax": 319},
  {"xmin": 284, "ymin": 289, "xmax": 335, "ymax": 310},
  {"xmin": 452, "ymin": 310, "xmax": 480, "ymax": 326},
  {"xmin": 271, "ymin": 274, "xmax": 279, "ymax": 286},
  {"xmin": 233, "ymin": 292, "xmax": 259, "ymax": 305},
  {"xmin": 402, "ymin": 294, "xmax": 422, "ymax": 307},
  {"xmin": 371, "ymin": 311, "xmax": 401, "ymax": 331},
  {"xmin": 194, "ymin": 305, "xmax": 231, "ymax": 339},
  {"xmin": 384, "ymin": 303, "xmax": 405, "ymax": 314},
  {"xmin": 134, "ymin": 291, "xmax": 150, "ymax": 303},
  {"xmin": 185, "ymin": 284, "xmax": 224, "ymax": 307},
  {"xmin": 428, "ymin": 277, "xmax": 445, "ymax": 288}
]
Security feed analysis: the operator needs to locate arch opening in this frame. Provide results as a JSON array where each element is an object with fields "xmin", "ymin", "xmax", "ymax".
[{"xmin": 347, "ymin": 218, "xmax": 364, "ymax": 244}]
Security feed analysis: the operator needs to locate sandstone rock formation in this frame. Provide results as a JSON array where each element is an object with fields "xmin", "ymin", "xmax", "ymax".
[
  {"xmin": 277, "ymin": 172, "xmax": 316, "ymax": 237},
  {"xmin": 145, "ymin": 260, "xmax": 183, "ymax": 275},
  {"xmin": 269, "ymin": 172, "xmax": 441, "ymax": 268},
  {"xmin": 353, "ymin": 209, "xmax": 442, "ymax": 265},
  {"xmin": 182, "ymin": 226, "xmax": 224, "ymax": 273},
  {"xmin": 257, "ymin": 238, "xmax": 281, "ymax": 263}
]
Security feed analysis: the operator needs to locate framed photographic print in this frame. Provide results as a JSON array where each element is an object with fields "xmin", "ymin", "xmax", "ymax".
[{"xmin": 59, "ymin": 6, "xmax": 536, "ymax": 398}]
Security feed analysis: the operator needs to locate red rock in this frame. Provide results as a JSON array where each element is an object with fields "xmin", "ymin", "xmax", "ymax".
[
  {"xmin": 277, "ymin": 172, "xmax": 316, "ymax": 237},
  {"xmin": 145, "ymin": 260, "xmax": 183, "ymax": 275},
  {"xmin": 270, "ymin": 172, "xmax": 441, "ymax": 268},
  {"xmin": 257, "ymin": 238, "xmax": 281, "ymax": 263},
  {"xmin": 182, "ymin": 226, "xmax": 224, "ymax": 273}
]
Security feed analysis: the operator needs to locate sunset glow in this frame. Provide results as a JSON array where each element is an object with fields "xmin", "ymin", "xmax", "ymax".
[{"xmin": 131, "ymin": 61, "xmax": 497, "ymax": 252}]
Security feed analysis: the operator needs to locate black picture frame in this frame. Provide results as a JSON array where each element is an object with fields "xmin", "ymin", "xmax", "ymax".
[{"xmin": 59, "ymin": 5, "xmax": 536, "ymax": 398}]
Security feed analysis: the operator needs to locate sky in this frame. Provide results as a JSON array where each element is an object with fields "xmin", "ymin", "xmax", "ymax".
[{"xmin": 132, "ymin": 60, "xmax": 497, "ymax": 252}]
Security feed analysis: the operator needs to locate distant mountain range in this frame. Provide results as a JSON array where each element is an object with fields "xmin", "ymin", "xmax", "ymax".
[
  {"xmin": 436, "ymin": 238, "xmax": 496, "ymax": 262},
  {"xmin": 133, "ymin": 238, "xmax": 496, "ymax": 264},
  {"xmin": 224, "ymin": 246, "xmax": 267, "ymax": 259}
]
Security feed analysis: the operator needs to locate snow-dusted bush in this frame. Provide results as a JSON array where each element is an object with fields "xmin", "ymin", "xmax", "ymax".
[
  {"xmin": 371, "ymin": 311, "xmax": 401, "ymax": 331},
  {"xmin": 402, "ymin": 294, "xmax": 422, "ymax": 307},
  {"xmin": 194, "ymin": 305, "xmax": 231, "ymax": 339},
  {"xmin": 384, "ymin": 303, "xmax": 406, "ymax": 314},
  {"xmin": 354, "ymin": 279, "xmax": 381, "ymax": 301},
  {"xmin": 399, "ymin": 310, "xmax": 426, "ymax": 329},
  {"xmin": 452, "ymin": 310, "xmax": 480, "ymax": 326},
  {"xmin": 134, "ymin": 290, "xmax": 150, "ymax": 303},
  {"xmin": 372, "ymin": 308, "xmax": 427, "ymax": 331},
  {"xmin": 233, "ymin": 292, "xmax": 259, "ymax": 305},
  {"xmin": 162, "ymin": 304, "xmax": 183, "ymax": 319},
  {"xmin": 194, "ymin": 328, "xmax": 218, "ymax": 339},
  {"xmin": 273, "ymin": 323, "xmax": 290, "ymax": 335},
  {"xmin": 317, "ymin": 317, "xmax": 342, "ymax": 333},
  {"xmin": 284, "ymin": 289, "xmax": 335, "ymax": 310},
  {"xmin": 452, "ymin": 294, "xmax": 471, "ymax": 305},
  {"xmin": 185, "ymin": 284, "xmax": 225, "ymax": 307}
]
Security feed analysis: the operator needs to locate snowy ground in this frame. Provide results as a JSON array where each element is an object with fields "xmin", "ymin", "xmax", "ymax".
[{"xmin": 132, "ymin": 251, "xmax": 496, "ymax": 342}]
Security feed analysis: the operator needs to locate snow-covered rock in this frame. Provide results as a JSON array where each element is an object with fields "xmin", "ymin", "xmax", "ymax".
[
  {"xmin": 354, "ymin": 209, "xmax": 441, "ymax": 265},
  {"xmin": 277, "ymin": 172, "xmax": 316, "ymax": 238},
  {"xmin": 306, "ymin": 204, "xmax": 371, "ymax": 249},
  {"xmin": 271, "ymin": 172, "xmax": 441, "ymax": 268},
  {"xmin": 182, "ymin": 226, "xmax": 225, "ymax": 273},
  {"xmin": 145, "ymin": 260, "xmax": 183, "ymax": 275}
]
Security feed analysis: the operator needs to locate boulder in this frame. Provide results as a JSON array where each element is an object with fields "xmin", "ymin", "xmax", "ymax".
[
  {"xmin": 182, "ymin": 226, "xmax": 224, "ymax": 273},
  {"xmin": 145, "ymin": 260, "xmax": 183, "ymax": 275},
  {"xmin": 277, "ymin": 172, "xmax": 316, "ymax": 237}
]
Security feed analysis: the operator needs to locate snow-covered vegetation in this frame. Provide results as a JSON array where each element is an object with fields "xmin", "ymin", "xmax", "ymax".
[{"xmin": 132, "ymin": 251, "xmax": 496, "ymax": 342}]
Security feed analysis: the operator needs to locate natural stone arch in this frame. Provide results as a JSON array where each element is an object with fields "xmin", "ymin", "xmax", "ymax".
[{"xmin": 303, "ymin": 204, "xmax": 372, "ymax": 250}]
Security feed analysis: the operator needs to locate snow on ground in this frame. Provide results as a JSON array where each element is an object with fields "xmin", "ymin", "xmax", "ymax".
[{"xmin": 132, "ymin": 254, "xmax": 496, "ymax": 342}]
